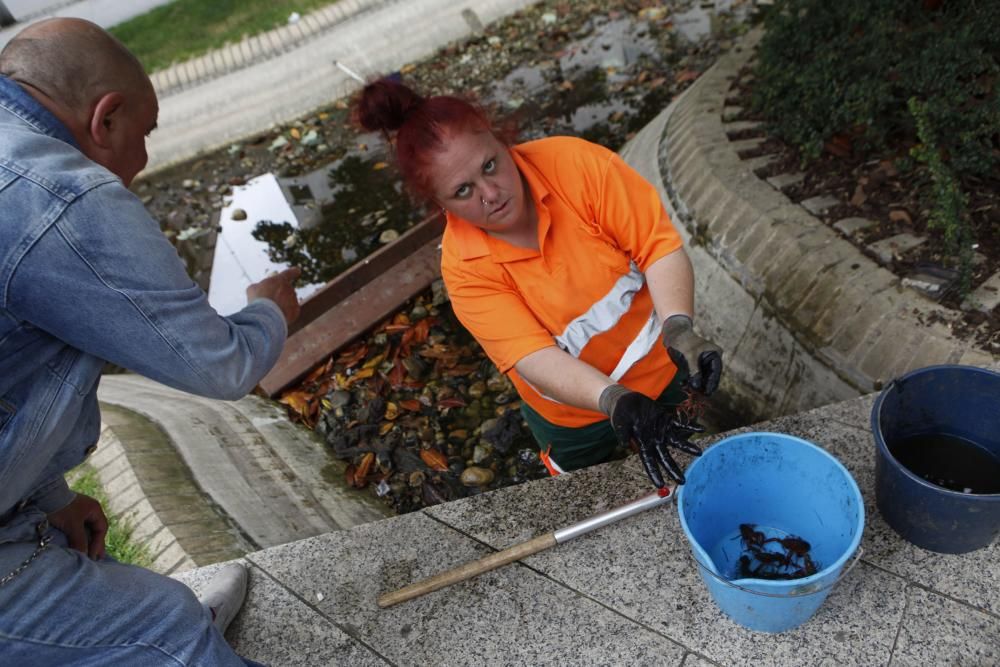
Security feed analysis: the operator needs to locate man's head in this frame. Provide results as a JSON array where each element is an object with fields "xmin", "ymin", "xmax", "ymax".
[{"xmin": 0, "ymin": 18, "xmax": 157, "ymax": 186}]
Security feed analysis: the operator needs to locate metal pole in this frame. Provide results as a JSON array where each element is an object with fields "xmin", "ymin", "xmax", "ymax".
[{"xmin": 377, "ymin": 486, "xmax": 675, "ymax": 607}]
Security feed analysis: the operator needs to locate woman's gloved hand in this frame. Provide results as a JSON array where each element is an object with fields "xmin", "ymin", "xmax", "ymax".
[
  {"xmin": 661, "ymin": 314, "xmax": 723, "ymax": 396},
  {"xmin": 599, "ymin": 384, "xmax": 703, "ymax": 486}
]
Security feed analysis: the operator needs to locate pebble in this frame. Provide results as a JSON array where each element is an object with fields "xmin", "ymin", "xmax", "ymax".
[
  {"xmin": 327, "ymin": 390, "xmax": 352, "ymax": 408},
  {"xmin": 460, "ymin": 467, "xmax": 495, "ymax": 486},
  {"xmin": 467, "ymin": 381, "xmax": 486, "ymax": 399},
  {"xmin": 230, "ymin": 208, "xmax": 247, "ymax": 221},
  {"xmin": 269, "ymin": 136, "xmax": 289, "ymax": 151},
  {"xmin": 473, "ymin": 443, "xmax": 493, "ymax": 464},
  {"xmin": 300, "ymin": 130, "xmax": 320, "ymax": 146},
  {"xmin": 379, "ymin": 229, "xmax": 400, "ymax": 244}
]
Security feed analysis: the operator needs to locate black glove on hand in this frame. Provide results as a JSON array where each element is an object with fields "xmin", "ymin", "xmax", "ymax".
[
  {"xmin": 661, "ymin": 314, "xmax": 723, "ymax": 396},
  {"xmin": 599, "ymin": 384, "xmax": 703, "ymax": 487}
]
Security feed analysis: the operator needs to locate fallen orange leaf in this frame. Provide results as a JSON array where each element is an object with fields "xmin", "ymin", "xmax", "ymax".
[
  {"xmin": 356, "ymin": 452, "xmax": 375, "ymax": 484},
  {"xmin": 336, "ymin": 343, "xmax": 368, "ymax": 368},
  {"xmin": 363, "ymin": 353, "xmax": 386, "ymax": 370},
  {"xmin": 399, "ymin": 399, "xmax": 423, "ymax": 412},
  {"xmin": 345, "ymin": 367, "xmax": 375, "ymax": 387},
  {"xmin": 675, "ymin": 69, "xmax": 699, "ymax": 84},
  {"xmin": 303, "ymin": 356, "xmax": 333, "ymax": 383},
  {"xmin": 279, "ymin": 391, "xmax": 313, "ymax": 417},
  {"xmin": 420, "ymin": 448, "xmax": 449, "ymax": 471}
]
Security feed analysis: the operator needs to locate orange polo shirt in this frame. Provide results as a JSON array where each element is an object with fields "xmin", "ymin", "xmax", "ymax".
[{"xmin": 440, "ymin": 136, "xmax": 684, "ymax": 428}]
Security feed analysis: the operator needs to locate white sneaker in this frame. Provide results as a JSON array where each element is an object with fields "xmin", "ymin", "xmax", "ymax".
[{"xmin": 198, "ymin": 562, "xmax": 249, "ymax": 635}]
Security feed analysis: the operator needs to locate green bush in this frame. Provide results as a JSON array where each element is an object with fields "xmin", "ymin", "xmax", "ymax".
[
  {"xmin": 750, "ymin": 0, "xmax": 1000, "ymax": 283},
  {"xmin": 752, "ymin": 0, "xmax": 1000, "ymax": 171}
]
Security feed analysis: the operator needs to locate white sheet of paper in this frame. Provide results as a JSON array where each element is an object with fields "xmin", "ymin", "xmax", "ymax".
[{"xmin": 207, "ymin": 172, "xmax": 323, "ymax": 316}]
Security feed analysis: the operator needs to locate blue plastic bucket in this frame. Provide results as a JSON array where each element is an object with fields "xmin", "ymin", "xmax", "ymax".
[
  {"xmin": 871, "ymin": 365, "xmax": 1000, "ymax": 554},
  {"xmin": 677, "ymin": 432, "xmax": 865, "ymax": 633}
]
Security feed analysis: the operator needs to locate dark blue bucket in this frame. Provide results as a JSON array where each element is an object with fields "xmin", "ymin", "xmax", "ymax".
[{"xmin": 871, "ymin": 365, "xmax": 1000, "ymax": 554}]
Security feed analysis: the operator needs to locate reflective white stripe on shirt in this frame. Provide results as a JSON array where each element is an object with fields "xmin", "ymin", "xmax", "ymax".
[
  {"xmin": 608, "ymin": 310, "xmax": 661, "ymax": 381},
  {"xmin": 555, "ymin": 261, "xmax": 645, "ymax": 357}
]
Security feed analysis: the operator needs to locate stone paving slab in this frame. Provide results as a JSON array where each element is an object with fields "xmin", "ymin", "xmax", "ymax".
[
  {"xmin": 868, "ymin": 233, "xmax": 926, "ymax": 264},
  {"xmin": 173, "ymin": 393, "xmax": 1000, "ymax": 665},
  {"xmin": 833, "ymin": 217, "xmax": 877, "ymax": 236},
  {"xmin": 175, "ymin": 560, "xmax": 390, "ymax": 666},
  {"xmin": 246, "ymin": 511, "xmax": 688, "ymax": 666},
  {"xmin": 965, "ymin": 270, "xmax": 1000, "ymax": 313}
]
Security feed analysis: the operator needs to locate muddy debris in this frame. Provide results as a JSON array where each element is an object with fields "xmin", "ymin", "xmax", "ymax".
[{"xmin": 279, "ymin": 284, "xmax": 551, "ymax": 513}]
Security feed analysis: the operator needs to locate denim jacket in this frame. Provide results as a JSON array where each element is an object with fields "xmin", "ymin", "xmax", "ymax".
[{"xmin": 0, "ymin": 76, "xmax": 287, "ymax": 527}]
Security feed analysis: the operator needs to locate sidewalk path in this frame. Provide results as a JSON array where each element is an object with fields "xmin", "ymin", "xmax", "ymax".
[
  {"xmin": 2, "ymin": 0, "xmax": 540, "ymax": 173},
  {"xmin": 144, "ymin": 0, "xmax": 537, "ymax": 172}
]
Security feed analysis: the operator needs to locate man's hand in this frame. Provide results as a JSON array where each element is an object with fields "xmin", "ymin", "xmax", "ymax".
[
  {"xmin": 599, "ymin": 385, "xmax": 703, "ymax": 487},
  {"xmin": 661, "ymin": 314, "xmax": 723, "ymax": 396},
  {"xmin": 247, "ymin": 267, "xmax": 302, "ymax": 325},
  {"xmin": 47, "ymin": 493, "xmax": 108, "ymax": 560}
]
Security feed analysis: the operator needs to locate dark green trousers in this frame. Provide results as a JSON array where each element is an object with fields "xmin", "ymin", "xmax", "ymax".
[{"xmin": 521, "ymin": 372, "xmax": 688, "ymax": 471}]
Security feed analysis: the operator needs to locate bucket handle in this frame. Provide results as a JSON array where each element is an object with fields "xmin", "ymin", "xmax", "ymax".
[{"xmin": 691, "ymin": 547, "xmax": 865, "ymax": 599}]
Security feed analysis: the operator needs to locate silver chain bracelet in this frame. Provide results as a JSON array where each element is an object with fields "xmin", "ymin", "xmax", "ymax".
[{"xmin": 0, "ymin": 520, "xmax": 52, "ymax": 587}]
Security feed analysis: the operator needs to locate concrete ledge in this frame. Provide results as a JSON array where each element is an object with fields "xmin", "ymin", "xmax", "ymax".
[
  {"xmin": 91, "ymin": 417, "xmax": 198, "ymax": 575},
  {"xmin": 98, "ymin": 374, "xmax": 392, "ymax": 550},
  {"xmin": 174, "ymin": 390, "xmax": 1000, "ymax": 666},
  {"xmin": 659, "ymin": 27, "xmax": 997, "ymax": 403}
]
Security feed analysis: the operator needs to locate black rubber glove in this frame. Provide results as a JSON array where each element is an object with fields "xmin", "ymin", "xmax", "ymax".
[
  {"xmin": 599, "ymin": 384, "xmax": 703, "ymax": 487},
  {"xmin": 661, "ymin": 314, "xmax": 723, "ymax": 396}
]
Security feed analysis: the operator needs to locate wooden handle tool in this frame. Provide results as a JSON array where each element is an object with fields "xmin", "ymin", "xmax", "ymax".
[{"xmin": 377, "ymin": 485, "xmax": 674, "ymax": 608}]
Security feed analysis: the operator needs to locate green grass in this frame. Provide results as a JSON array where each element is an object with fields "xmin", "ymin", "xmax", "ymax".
[
  {"xmin": 110, "ymin": 0, "xmax": 341, "ymax": 73},
  {"xmin": 67, "ymin": 464, "xmax": 154, "ymax": 567}
]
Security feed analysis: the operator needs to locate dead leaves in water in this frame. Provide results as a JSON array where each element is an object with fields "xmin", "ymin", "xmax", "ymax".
[
  {"xmin": 420, "ymin": 448, "xmax": 449, "ymax": 471},
  {"xmin": 346, "ymin": 452, "xmax": 376, "ymax": 488}
]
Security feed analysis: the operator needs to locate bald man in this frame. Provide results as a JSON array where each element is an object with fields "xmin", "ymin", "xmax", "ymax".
[{"xmin": 0, "ymin": 19, "xmax": 298, "ymax": 666}]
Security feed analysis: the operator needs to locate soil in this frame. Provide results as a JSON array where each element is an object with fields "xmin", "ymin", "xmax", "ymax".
[{"xmin": 727, "ymin": 67, "xmax": 1000, "ymax": 356}]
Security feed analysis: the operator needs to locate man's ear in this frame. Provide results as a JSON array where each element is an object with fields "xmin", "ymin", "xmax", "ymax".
[{"xmin": 88, "ymin": 92, "xmax": 125, "ymax": 149}]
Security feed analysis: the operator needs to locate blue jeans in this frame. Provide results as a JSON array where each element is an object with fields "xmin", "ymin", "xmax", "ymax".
[{"xmin": 0, "ymin": 509, "xmax": 262, "ymax": 666}]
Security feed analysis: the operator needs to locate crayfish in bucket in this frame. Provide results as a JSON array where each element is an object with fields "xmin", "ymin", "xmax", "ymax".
[{"xmin": 734, "ymin": 523, "xmax": 820, "ymax": 581}]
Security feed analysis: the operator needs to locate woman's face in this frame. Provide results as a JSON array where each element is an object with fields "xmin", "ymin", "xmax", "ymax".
[{"xmin": 427, "ymin": 128, "xmax": 530, "ymax": 234}]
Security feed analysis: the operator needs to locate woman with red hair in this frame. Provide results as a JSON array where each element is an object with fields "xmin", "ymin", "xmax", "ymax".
[{"xmin": 354, "ymin": 78, "xmax": 723, "ymax": 487}]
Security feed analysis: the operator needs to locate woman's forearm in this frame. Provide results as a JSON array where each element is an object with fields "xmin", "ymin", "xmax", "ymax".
[
  {"xmin": 513, "ymin": 345, "xmax": 614, "ymax": 413},
  {"xmin": 644, "ymin": 247, "xmax": 695, "ymax": 324}
]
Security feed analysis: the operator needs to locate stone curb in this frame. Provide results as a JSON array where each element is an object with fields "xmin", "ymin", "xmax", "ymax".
[
  {"xmin": 660, "ymin": 27, "xmax": 998, "ymax": 393},
  {"xmin": 149, "ymin": 0, "xmax": 397, "ymax": 99},
  {"xmin": 90, "ymin": 422, "xmax": 197, "ymax": 575}
]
